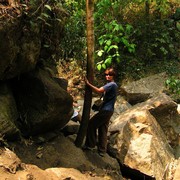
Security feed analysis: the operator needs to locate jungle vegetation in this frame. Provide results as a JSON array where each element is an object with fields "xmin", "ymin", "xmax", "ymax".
[
  {"xmin": 60, "ymin": 0, "xmax": 179, "ymax": 96},
  {"xmin": 9, "ymin": 0, "xmax": 179, "ymax": 95}
]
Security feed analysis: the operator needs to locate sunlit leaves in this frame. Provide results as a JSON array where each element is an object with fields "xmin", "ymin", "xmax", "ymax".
[
  {"xmin": 44, "ymin": 5, "xmax": 52, "ymax": 11},
  {"xmin": 37, "ymin": 4, "xmax": 53, "ymax": 27},
  {"xmin": 97, "ymin": 64, "xmax": 102, "ymax": 71},
  {"xmin": 165, "ymin": 76, "xmax": 180, "ymax": 95},
  {"xmin": 106, "ymin": 40, "xmax": 112, "ymax": 46},
  {"xmin": 107, "ymin": 45, "xmax": 118, "ymax": 52},
  {"xmin": 95, "ymin": 17, "xmax": 136, "ymax": 70},
  {"xmin": 97, "ymin": 50, "xmax": 104, "ymax": 57},
  {"xmin": 58, "ymin": 0, "xmax": 179, "ymax": 76}
]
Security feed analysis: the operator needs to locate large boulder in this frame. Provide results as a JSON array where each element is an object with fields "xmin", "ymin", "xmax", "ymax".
[
  {"xmin": 111, "ymin": 96, "xmax": 132, "ymax": 122},
  {"xmin": 0, "ymin": 1, "xmax": 68, "ymax": 80},
  {"xmin": 0, "ymin": 83, "xmax": 19, "ymax": 139},
  {"xmin": 0, "ymin": 18, "xmax": 41, "ymax": 80},
  {"xmin": 111, "ymin": 93, "xmax": 180, "ymax": 148},
  {"xmin": 120, "ymin": 72, "xmax": 168, "ymax": 104},
  {"xmin": 173, "ymin": 159, "xmax": 180, "ymax": 180},
  {"xmin": 0, "ymin": 147, "xmax": 22, "ymax": 174},
  {"xmin": 108, "ymin": 93, "xmax": 180, "ymax": 179},
  {"xmin": 12, "ymin": 68, "xmax": 73, "ymax": 136},
  {"xmin": 108, "ymin": 108, "xmax": 174, "ymax": 180},
  {"xmin": 136, "ymin": 93, "xmax": 180, "ymax": 147}
]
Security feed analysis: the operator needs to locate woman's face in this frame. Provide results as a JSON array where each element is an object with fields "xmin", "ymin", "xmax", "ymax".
[{"xmin": 105, "ymin": 70, "xmax": 114, "ymax": 81}]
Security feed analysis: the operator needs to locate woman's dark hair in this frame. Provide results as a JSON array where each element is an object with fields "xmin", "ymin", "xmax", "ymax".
[{"xmin": 105, "ymin": 68, "xmax": 116, "ymax": 77}]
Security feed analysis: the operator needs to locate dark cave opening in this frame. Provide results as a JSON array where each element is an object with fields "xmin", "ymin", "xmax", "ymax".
[{"xmin": 119, "ymin": 163, "xmax": 155, "ymax": 180}]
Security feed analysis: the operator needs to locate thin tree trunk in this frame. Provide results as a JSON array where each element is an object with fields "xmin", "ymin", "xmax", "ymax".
[
  {"xmin": 145, "ymin": 0, "xmax": 150, "ymax": 63},
  {"xmin": 75, "ymin": 0, "xmax": 94, "ymax": 147}
]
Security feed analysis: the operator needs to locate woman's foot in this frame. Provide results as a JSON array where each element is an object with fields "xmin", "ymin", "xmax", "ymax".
[{"xmin": 82, "ymin": 145, "xmax": 96, "ymax": 151}]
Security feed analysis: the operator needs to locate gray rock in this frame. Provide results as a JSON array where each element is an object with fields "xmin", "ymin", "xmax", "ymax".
[{"xmin": 120, "ymin": 72, "xmax": 168, "ymax": 104}]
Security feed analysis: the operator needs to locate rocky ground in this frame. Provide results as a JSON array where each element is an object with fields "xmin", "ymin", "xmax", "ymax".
[
  {"xmin": 0, "ymin": 130, "xmax": 122, "ymax": 180},
  {"xmin": 0, "ymin": 61, "xmax": 124, "ymax": 180},
  {"xmin": 0, "ymin": 59, "xmax": 179, "ymax": 180}
]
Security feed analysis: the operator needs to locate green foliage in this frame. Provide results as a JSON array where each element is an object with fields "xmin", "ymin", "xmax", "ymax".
[
  {"xmin": 96, "ymin": 20, "xmax": 136, "ymax": 71},
  {"xmin": 60, "ymin": 0, "xmax": 86, "ymax": 61},
  {"xmin": 139, "ymin": 19, "xmax": 179, "ymax": 62},
  {"xmin": 94, "ymin": 0, "xmax": 136, "ymax": 71},
  {"xmin": 37, "ymin": 7, "xmax": 52, "ymax": 27},
  {"xmin": 165, "ymin": 76, "xmax": 180, "ymax": 95},
  {"xmin": 59, "ymin": 0, "xmax": 179, "ymax": 80},
  {"xmin": 21, "ymin": 0, "xmax": 68, "ymax": 59},
  {"xmin": 94, "ymin": 0, "xmax": 179, "ymax": 71}
]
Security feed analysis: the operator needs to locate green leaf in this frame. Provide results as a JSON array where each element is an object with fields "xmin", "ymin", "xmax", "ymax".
[
  {"xmin": 45, "ymin": 5, "xmax": 52, "ymax": 11},
  {"xmin": 102, "ymin": 63, "xmax": 106, "ymax": 69},
  {"xmin": 114, "ymin": 37, "xmax": 120, "ymax": 43},
  {"xmin": 99, "ymin": 38, "xmax": 104, "ymax": 45},
  {"xmin": 43, "ymin": 44, "xmax": 50, "ymax": 48},
  {"xmin": 160, "ymin": 47, "xmax": 168, "ymax": 55},
  {"xmin": 104, "ymin": 45, "xmax": 108, "ymax": 51},
  {"xmin": 56, "ymin": 18, "xmax": 62, "ymax": 23},
  {"xmin": 119, "ymin": 25, "xmax": 124, "ymax": 32},
  {"xmin": 109, "ymin": 23, "xmax": 113, "ymax": 31},
  {"xmin": 106, "ymin": 40, "xmax": 111, "ymax": 46},
  {"xmin": 105, "ymin": 23, "xmax": 109, "ymax": 29},
  {"xmin": 41, "ymin": 13, "xmax": 50, "ymax": 18},
  {"xmin": 112, "ymin": 52, "xmax": 120, "ymax": 57},
  {"xmin": 121, "ymin": 37, "xmax": 129, "ymax": 46},
  {"xmin": 114, "ymin": 24, "xmax": 120, "ymax": 31},
  {"xmin": 37, "ymin": 16, "xmax": 45, "ymax": 22},
  {"xmin": 105, "ymin": 57, "xmax": 112, "ymax": 65},
  {"xmin": 97, "ymin": 60, "xmax": 104, "ymax": 65},
  {"xmin": 107, "ymin": 45, "xmax": 118, "ymax": 53},
  {"xmin": 126, "ymin": 24, "xmax": 132, "ymax": 33},
  {"xmin": 97, "ymin": 64, "xmax": 102, "ymax": 71},
  {"xmin": 97, "ymin": 50, "xmax": 104, "ymax": 57},
  {"xmin": 45, "ymin": 22, "xmax": 52, "ymax": 27}
]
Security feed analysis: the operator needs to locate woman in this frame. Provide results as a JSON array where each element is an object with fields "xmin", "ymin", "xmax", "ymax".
[{"xmin": 84, "ymin": 67, "xmax": 118, "ymax": 157}]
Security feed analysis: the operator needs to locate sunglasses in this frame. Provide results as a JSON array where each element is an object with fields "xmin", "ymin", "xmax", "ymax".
[{"xmin": 105, "ymin": 73, "xmax": 113, "ymax": 76}]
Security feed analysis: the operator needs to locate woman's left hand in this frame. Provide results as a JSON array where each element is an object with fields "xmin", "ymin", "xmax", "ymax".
[{"xmin": 84, "ymin": 77, "xmax": 89, "ymax": 85}]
